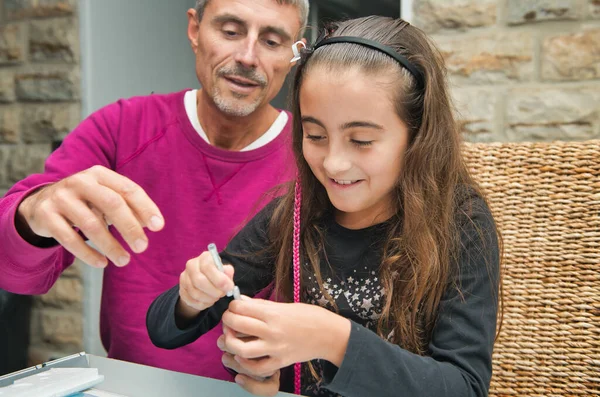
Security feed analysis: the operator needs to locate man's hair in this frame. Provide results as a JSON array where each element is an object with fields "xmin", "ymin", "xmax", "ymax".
[{"xmin": 195, "ymin": 0, "xmax": 309, "ymax": 32}]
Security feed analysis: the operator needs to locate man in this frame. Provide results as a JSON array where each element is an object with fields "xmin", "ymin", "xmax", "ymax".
[{"xmin": 0, "ymin": 0, "xmax": 307, "ymax": 394}]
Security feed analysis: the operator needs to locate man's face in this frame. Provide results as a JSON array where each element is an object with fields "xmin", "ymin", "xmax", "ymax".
[{"xmin": 188, "ymin": 0, "xmax": 301, "ymax": 117}]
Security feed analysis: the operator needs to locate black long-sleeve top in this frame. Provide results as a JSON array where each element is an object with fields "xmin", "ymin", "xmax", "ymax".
[{"xmin": 147, "ymin": 191, "xmax": 500, "ymax": 397}]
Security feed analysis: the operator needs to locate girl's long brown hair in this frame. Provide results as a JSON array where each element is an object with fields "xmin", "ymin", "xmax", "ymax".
[{"xmin": 268, "ymin": 16, "xmax": 502, "ymax": 355}]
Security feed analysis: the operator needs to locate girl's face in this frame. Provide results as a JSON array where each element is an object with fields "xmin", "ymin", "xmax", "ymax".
[{"xmin": 300, "ymin": 66, "xmax": 410, "ymax": 229}]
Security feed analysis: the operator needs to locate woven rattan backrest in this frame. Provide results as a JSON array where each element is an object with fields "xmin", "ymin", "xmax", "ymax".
[{"xmin": 463, "ymin": 140, "xmax": 600, "ymax": 396}]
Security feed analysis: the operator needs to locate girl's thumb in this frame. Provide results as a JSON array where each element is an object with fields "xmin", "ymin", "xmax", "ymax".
[{"xmin": 223, "ymin": 264, "xmax": 235, "ymax": 280}]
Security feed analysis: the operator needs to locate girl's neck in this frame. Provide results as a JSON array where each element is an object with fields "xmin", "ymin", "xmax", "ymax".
[{"xmin": 334, "ymin": 207, "xmax": 394, "ymax": 230}]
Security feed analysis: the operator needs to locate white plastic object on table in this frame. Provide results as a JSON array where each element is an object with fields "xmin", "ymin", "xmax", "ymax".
[{"xmin": 0, "ymin": 368, "xmax": 104, "ymax": 397}]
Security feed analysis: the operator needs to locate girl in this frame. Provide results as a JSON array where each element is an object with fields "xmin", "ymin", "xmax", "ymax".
[{"xmin": 147, "ymin": 16, "xmax": 501, "ymax": 397}]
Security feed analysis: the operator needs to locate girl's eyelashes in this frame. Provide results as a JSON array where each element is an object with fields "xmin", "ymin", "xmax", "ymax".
[
  {"xmin": 351, "ymin": 139, "xmax": 374, "ymax": 147},
  {"xmin": 305, "ymin": 134, "xmax": 374, "ymax": 147},
  {"xmin": 306, "ymin": 134, "xmax": 325, "ymax": 142}
]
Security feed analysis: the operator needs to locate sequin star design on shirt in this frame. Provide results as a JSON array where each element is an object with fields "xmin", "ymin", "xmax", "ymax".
[{"xmin": 305, "ymin": 266, "xmax": 386, "ymax": 327}]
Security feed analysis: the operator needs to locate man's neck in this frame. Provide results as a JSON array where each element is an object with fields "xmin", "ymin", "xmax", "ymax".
[{"xmin": 196, "ymin": 89, "xmax": 280, "ymax": 151}]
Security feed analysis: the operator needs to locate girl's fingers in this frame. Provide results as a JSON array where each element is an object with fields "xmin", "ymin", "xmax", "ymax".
[
  {"xmin": 222, "ymin": 310, "xmax": 269, "ymax": 338},
  {"xmin": 223, "ymin": 328, "xmax": 271, "ymax": 359},
  {"xmin": 197, "ymin": 252, "xmax": 235, "ymax": 294},
  {"xmin": 222, "ymin": 352, "xmax": 275, "ymax": 380},
  {"xmin": 227, "ymin": 298, "xmax": 277, "ymax": 322},
  {"xmin": 235, "ymin": 355, "xmax": 280, "ymax": 379},
  {"xmin": 235, "ymin": 370, "xmax": 280, "ymax": 397}
]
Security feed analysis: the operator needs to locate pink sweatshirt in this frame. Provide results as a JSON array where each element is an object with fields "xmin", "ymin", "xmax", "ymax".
[{"xmin": 0, "ymin": 90, "xmax": 294, "ymax": 380}]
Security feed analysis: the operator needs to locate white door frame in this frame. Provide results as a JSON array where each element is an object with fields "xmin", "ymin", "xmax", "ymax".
[{"xmin": 401, "ymin": 0, "xmax": 413, "ymax": 21}]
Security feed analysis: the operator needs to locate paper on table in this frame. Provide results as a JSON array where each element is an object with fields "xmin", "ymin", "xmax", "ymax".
[
  {"xmin": 0, "ymin": 368, "xmax": 103, "ymax": 397},
  {"xmin": 71, "ymin": 389, "xmax": 129, "ymax": 397}
]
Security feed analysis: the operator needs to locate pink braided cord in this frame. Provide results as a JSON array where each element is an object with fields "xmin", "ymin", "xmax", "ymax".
[{"xmin": 292, "ymin": 178, "xmax": 302, "ymax": 395}]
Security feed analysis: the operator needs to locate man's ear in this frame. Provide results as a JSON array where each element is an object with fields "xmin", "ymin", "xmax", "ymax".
[
  {"xmin": 290, "ymin": 37, "xmax": 308, "ymax": 67},
  {"xmin": 187, "ymin": 8, "xmax": 200, "ymax": 53}
]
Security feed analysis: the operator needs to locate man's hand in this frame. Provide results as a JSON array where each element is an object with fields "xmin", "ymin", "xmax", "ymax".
[{"xmin": 16, "ymin": 165, "xmax": 164, "ymax": 268}]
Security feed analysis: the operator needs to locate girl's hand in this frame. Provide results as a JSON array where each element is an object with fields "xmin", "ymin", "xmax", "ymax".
[
  {"xmin": 221, "ymin": 352, "xmax": 281, "ymax": 397},
  {"xmin": 219, "ymin": 298, "xmax": 351, "ymax": 377},
  {"xmin": 176, "ymin": 251, "xmax": 235, "ymax": 323}
]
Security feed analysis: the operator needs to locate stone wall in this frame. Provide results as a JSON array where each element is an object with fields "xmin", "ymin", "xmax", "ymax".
[
  {"xmin": 413, "ymin": 0, "xmax": 600, "ymax": 142},
  {"xmin": 0, "ymin": 0, "xmax": 82, "ymax": 364}
]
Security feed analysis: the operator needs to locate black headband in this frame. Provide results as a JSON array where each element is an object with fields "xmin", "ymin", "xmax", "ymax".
[{"xmin": 312, "ymin": 36, "xmax": 424, "ymax": 89}]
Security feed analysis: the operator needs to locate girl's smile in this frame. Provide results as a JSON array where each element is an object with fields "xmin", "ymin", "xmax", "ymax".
[{"xmin": 329, "ymin": 178, "xmax": 363, "ymax": 187}]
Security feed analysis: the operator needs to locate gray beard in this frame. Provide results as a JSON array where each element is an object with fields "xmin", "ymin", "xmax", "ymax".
[{"xmin": 212, "ymin": 86, "xmax": 264, "ymax": 117}]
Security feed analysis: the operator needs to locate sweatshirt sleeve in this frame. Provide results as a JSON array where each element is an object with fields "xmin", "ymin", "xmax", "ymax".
[
  {"xmin": 320, "ymin": 197, "xmax": 500, "ymax": 397},
  {"xmin": 0, "ymin": 102, "xmax": 121, "ymax": 295},
  {"xmin": 146, "ymin": 199, "xmax": 279, "ymax": 349}
]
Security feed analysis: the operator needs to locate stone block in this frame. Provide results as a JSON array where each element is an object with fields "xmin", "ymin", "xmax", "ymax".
[
  {"xmin": 590, "ymin": 0, "xmax": 600, "ymax": 19},
  {"xmin": 6, "ymin": 144, "xmax": 51, "ymax": 183},
  {"xmin": 15, "ymin": 68, "xmax": 79, "ymax": 102},
  {"xmin": 22, "ymin": 103, "xmax": 81, "ymax": 142},
  {"xmin": 542, "ymin": 28, "xmax": 600, "ymax": 81},
  {"xmin": 28, "ymin": 307, "xmax": 43, "ymax": 345},
  {"xmin": 0, "ymin": 71, "xmax": 16, "ymax": 103},
  {"xmin": 507, "ymin": 0, "xmax": 579, "ymax": 25},
  {"xmin": 39, "ymin": 277, "xmax": 82, "ymax": 308},
  {"xmin": 0, "ymin": 105, "xmax": 19, "ymax": 143},
  {"xmin": 436, "ymin": 32, "xmax": 534, "ymax": 84},
  {"xmin": 30, "ymin": 17, "xmax": 78, "ymax": 63},
  {"xmin": 5, "ymin": 0, "xmax": 76, "ymax": 20},
  {"xmin": 27, "ymin": 346, "xmax": 66, "ymax": 366},
  {"xmin": 62, "ymin": 259, "xmax": 82, "ymax": 278},
  {"xmin": 452, "ymin": 87, "xmax": 502, "ymax": 142},
  {"xmin": 40, "ymin": 309, "xmax": 83, "ymax": 347},
  {"xmin": 0, "ymin": 145, "xmax": 11, "ymax": 187},
  {"xmin": 506, "ymin": 87, "xmax": 600, "ymax": 141},
  {"xmin": 413, "ymin": 0, "xmax": 497, "ymax": 33},
  {"xmin": 0, "ymin": 23, "xmax": 24, "ymax": 64}
]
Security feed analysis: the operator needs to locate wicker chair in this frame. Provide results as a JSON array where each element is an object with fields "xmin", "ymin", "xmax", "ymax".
[{"xmin": 463, "ymin": 140, "xmax": 600, "ymax": 396}]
